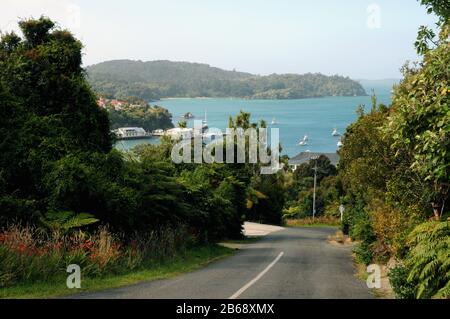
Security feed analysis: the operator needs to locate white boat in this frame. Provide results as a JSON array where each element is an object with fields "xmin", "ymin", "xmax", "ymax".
[
  {"xmin": 337, "ymin": 140, "xmax": 343, "ymax": 147},
  {"xmin": 299, "ymin": 140, "xmax": 308, "ymax": 146},
  {"xmin": 332, "ymin": 128, "xmax": 340, "ymax": 136},
  {"xmin": 299, "ymin": 134, "xmax": 308, "ymax": 145},
  {"xmin": 271, "ymin": 118, "xmax": 278, "ymax": 125}
]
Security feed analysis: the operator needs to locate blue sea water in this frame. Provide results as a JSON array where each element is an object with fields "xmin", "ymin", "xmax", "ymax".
[{"xmin": 115, "ymin": 83, "xmax": 393, "ymax": 157}]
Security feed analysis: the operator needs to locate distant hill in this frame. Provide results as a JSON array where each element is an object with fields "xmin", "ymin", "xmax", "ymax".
[
  {"xmin": 358, "ymin": 78, "xmax": 401, "ymax": 91},
  {"xmin": 86, "ymin": 60, "xmax": 367, "ymax": 100}
]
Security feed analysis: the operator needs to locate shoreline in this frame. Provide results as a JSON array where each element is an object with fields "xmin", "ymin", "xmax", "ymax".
[{"xmin": 158, "ymin": 94, "xmax": 369, "ymax": 102}]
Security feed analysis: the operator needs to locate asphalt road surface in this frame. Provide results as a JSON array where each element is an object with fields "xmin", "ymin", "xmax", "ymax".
[{"xmin": 75, "ymin": 227, "xmax": 372, "ymax": 299}]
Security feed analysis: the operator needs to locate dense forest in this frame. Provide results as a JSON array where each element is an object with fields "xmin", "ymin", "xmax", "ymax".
[{"xmin": 86, "ymin": 60, "xmax": 367, "ymax": 100}]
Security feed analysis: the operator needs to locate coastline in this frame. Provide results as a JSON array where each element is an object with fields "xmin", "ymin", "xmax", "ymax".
[{"xmin": 158, "ymin": 94, "xmax": 369, "ymax": 102}]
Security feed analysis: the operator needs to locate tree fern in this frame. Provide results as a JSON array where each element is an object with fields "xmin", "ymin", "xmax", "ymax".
[
  {"xmin": 405, "ymin": 220, "xmax": 450, "ymax": 298},
  {"xmin": 40, "ymin": 211, "xmax": 99, "ymax": 232}
]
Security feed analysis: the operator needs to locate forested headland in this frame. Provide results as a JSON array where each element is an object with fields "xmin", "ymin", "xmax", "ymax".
[
  {"xmin": 86, "ymin": 60, "xmax": 367, "ymax": 100},
  {"xmin": 102, "ymin": 98, "xmax": 174, "ymax": 131}
]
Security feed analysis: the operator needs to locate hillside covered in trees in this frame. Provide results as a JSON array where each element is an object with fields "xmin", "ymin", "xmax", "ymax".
[{"xmin": 86, "ymin": 60, "xmax": 367, "ymax": 100}]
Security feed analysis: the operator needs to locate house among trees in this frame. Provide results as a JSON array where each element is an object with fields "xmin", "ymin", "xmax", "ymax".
[{"xmin": 288, "ymin": 152, "xmax": 340, "ymax": 170}]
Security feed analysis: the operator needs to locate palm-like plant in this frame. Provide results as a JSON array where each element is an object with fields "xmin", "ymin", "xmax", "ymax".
[{"xmin": 40, "ymin": 211, "xmax": 99, "ymax": 233}]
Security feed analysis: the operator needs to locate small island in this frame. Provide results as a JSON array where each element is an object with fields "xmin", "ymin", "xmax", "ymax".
[{"xmin": 182, "ymin": 112, "xmax": 195, "ymax": 119}]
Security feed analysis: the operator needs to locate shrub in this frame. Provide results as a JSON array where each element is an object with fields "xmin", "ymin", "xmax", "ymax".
[
  {"xmin": 282, "ymin": 206, "xmax": 301, "ymax": 219},
  {"xmin": 388, "ymin": 265, "xmax": 416, "ymax": 299},
  {"xmin": 349, "ymin": 212, "xmax": 375, "ymax": 243},
  {"xmin": 369, "ymin": 199, "xmax": 410, "ymax": 260},
  {"xmin": 284, "ymin": 216, "xmax": 340, "ymax": 227},
  {"xmin": 353, "ymin": 241, "xmax": 373, "ymax": 265}
]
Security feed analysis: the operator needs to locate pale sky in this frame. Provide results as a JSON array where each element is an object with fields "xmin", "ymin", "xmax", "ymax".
[{"xmin": 0, "ymin": 0, "xmax": 438, "ymax": 79}]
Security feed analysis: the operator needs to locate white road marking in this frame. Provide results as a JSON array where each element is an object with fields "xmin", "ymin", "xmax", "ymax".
[{"xmin": 229, "ymin": 252, "xmax": 284, "ymax": 299}]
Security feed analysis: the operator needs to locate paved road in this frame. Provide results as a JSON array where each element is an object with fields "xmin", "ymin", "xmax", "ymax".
[{"xmin": 75, "ymin": 227, "xmax": 372, "ymax": 299}]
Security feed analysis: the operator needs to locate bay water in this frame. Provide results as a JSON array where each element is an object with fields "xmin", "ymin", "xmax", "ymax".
[{"xmin": 115, "ymin": 83, "xmax": 393, "ymax": 157}]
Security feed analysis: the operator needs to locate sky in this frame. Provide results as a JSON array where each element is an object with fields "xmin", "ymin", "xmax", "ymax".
[{"xmin": 0, "ymin": 0, "xmax": 439, "ymax": 79}]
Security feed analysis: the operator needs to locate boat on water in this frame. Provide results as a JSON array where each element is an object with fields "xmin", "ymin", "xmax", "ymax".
[
  {"xmin": 337, "ymin": 140, "xmax": 343, "ymax": 148},
  {"xmin": 299, "ymin": 134, "xmax": 309, "ymax": 146},
  {"xmin": 271, "ymin": 118, "xmax": 278, "ymax": 125},
  {"xmin": 298, "ymin": 133, "xmax": 309, "ymax": 146},
  {"xmin": 202, "ymin": 109, "xmax": 208, "ymax": 132},
  {"xmin": 332, "ymin": 128, "xmax": 340, "ymax": 136}
]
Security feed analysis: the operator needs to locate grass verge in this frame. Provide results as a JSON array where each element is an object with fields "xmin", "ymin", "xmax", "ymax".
[
  {"xmin": 285, "ymin": 216, "xmax": 340, "ymax": 228},
  {"xmin": 0, "ymin": 244, "xmax": 234, "ymax": 299},
  {"xmin": 221, "ymin": 236, "xmax": 262, "ymax": 245}
]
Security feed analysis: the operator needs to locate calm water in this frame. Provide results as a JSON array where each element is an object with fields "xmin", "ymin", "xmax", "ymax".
[{"xmin": 115, "ymin": 84, "xmax": 393, "ymax": 157}]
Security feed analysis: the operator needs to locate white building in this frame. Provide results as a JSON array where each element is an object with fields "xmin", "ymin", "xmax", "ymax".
[
  {"xmin": 165, "ymin": 127, "xmax": 195, "ymax": 140},
  {"xmin": 116, "ymin": 127, "xmax": 148, "ymax": 139}
]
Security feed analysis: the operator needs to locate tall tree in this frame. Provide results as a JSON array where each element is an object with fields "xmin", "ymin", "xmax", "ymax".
[
  {"xmin": 0, "ymin": 17, "xmax": 112, "ymax": 224},
  {"xmin": 386, "ymin": 22, "xmax": 449, "ymax": 219}
]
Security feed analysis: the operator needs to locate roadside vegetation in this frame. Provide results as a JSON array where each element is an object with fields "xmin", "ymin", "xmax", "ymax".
[
  {"xmin": 285, "ymin": 216, "xmax": 340, "ymax": 228},
  {"xmin": 281, "ymin": 1, "xmax": 449, "ymax": 298},
  {"xmin": 0, "ymin": 228, "xmax": 232, "ymax": 299},
  {"xmin": 337, "ymin": 1, "xmax": 449, "ymax": 299}
]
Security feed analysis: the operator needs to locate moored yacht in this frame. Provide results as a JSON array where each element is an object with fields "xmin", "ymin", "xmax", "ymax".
[
  {"xmin": 299, "ymin": 134, "xmax": 308, "ymax": 146},
  {"xmin": 202, "ymin": 109, "xmax": 208, "ymax": 133},
  {"xmin": 332, "ymin": 128, "xmax": 340, "ymax": 136}
]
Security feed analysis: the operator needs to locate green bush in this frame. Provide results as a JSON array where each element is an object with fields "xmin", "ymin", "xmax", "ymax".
[
  {"xmin": 353, "ymin": 242, "xmax": 373, "ymax": 265},
  {"xmin": 388, "ymin": 265, "xmax": 416, "ymax": 299}
]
